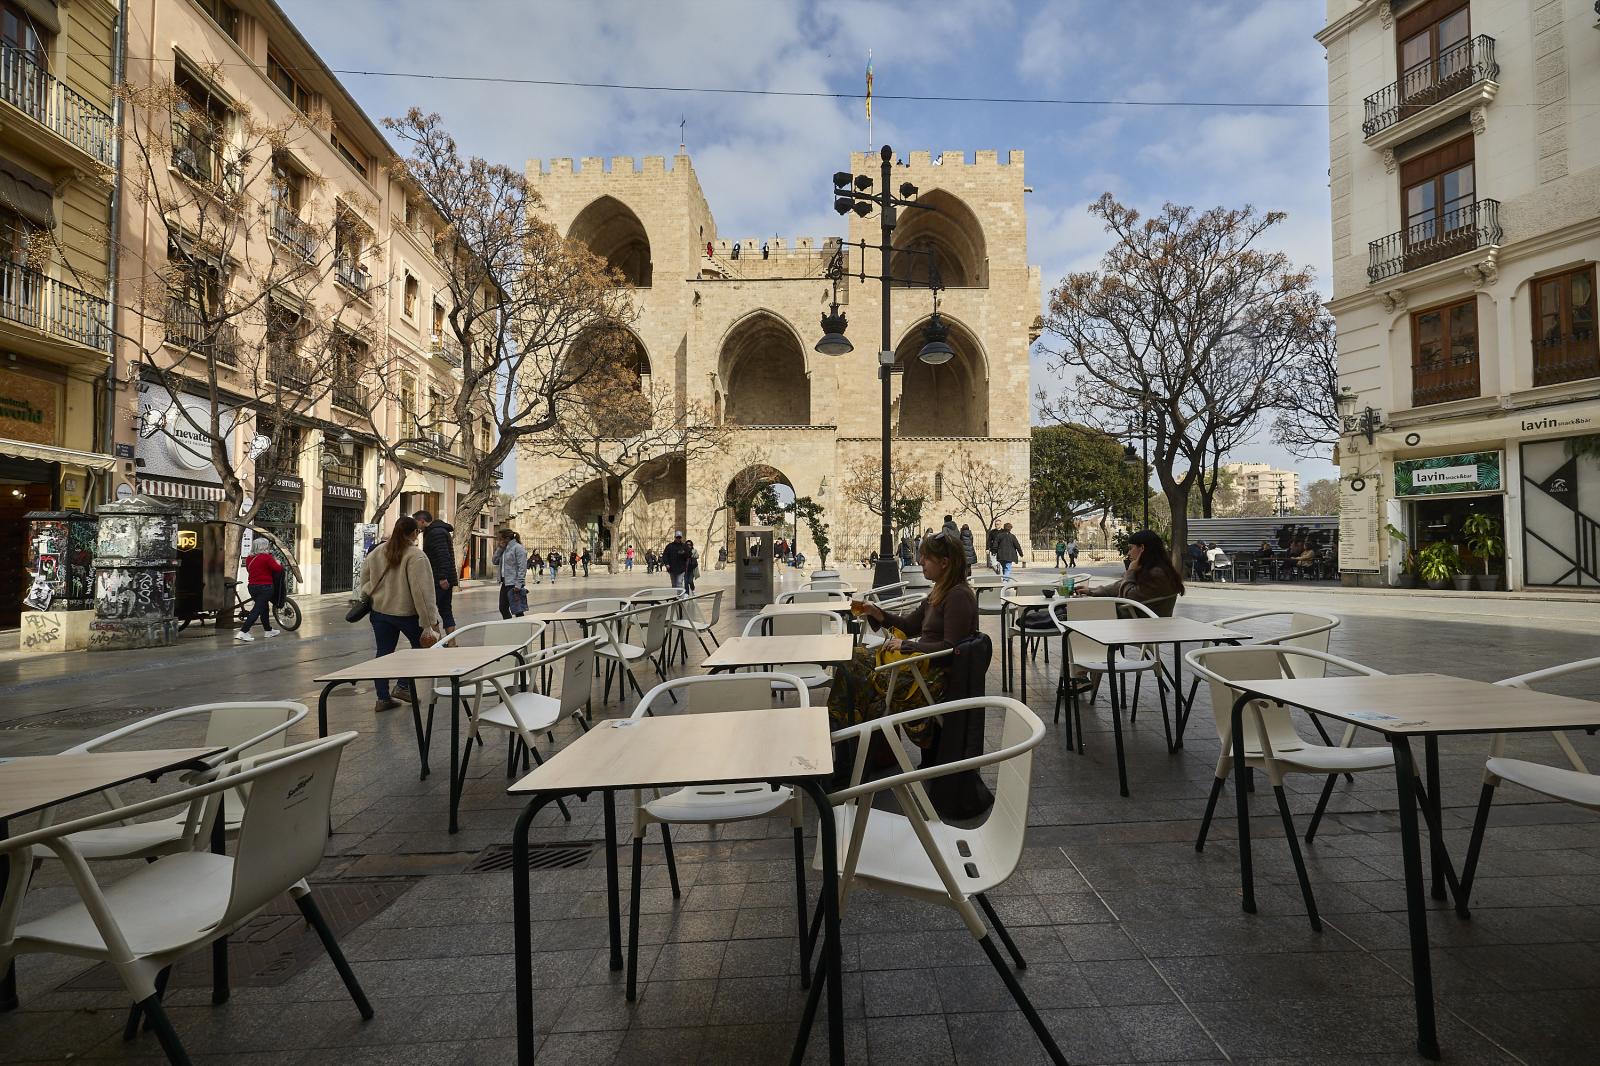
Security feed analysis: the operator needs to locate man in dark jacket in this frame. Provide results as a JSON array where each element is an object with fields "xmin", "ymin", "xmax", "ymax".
[
  {"xmin": 993, "ymin": 522, "xmax": 1023, "ymax": 579},
  {"xmin": 661, "ymin": 531, "xmax": 691, "ymax": 589},
  {"xmin": 414, "ymin": 510, "xmax": 458, "ymax": 633}
]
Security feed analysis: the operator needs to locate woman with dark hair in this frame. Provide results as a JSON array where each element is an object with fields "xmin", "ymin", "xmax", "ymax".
[
  {"xmin": 829, "ymin": 531, "xmax": 977, "ymax": 742},
  {"xmin": 1077, "ymin": 529, "xmax": 1185, "ymax": 616},
  {"xmin": 359, "ymin": 515, "xmax": 442, "ymax": 711}
]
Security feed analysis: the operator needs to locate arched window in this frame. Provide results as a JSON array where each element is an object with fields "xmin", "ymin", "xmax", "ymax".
[
  {"xmin": 717, "ymin": 312, "xmax": 810, "ymax": 426},
  {"xmin": 890, "ymin": 190, "xmax": 987, "ymax": 288},
  {"xmin": 567, "ymin": 196, "xmax": 652, "ymax": 287},
  {"xmin": 894, "ymin": 315, "xmax": 988, "ymax": 437}
]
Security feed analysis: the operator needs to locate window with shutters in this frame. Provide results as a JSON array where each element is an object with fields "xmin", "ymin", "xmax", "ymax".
[
  {"xmin": 1532, "ymin": 266, "xmax": 1599, "ymax": 387},
  {"xmin": 1410, "ymin": 297, "xmax": 1479, "ymax": 407}
]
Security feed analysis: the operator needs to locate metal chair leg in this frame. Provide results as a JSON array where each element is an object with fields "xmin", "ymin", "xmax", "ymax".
[
  {"xmin": 627, "ymin": 834, "xmax": 644, "ymax": 1002},
  {"xmin": 792, "ymin": 826, "xmax": 812, "ymax": 989},
  {"xmin": 975, "ymin": 893, "xmax": 1026, "ymax": 970},
  {"xmin": 137, "ymin": 992, "xmax": 193, "ymax": 1066},
  {"xmin": 975, "ymin": 934, "xmax": 1067, "ymax": 1064},
  {"xmin": 1305, "ymin": 774, "xmax": 1338, "ymax": 843},
  {"xmin": 1273, "ymin": 785, "xmax": 1321, "ymax": 932},
  {"xmin": 1196, "ymin": 774, "xmax": 1226, "ymax": 851},
  {"xmin": 660, "ymin": 823, "xmax": 681, "ymax": 897},
  {"xmin": 294, "ymin": 892, "xmax": 374, "ymax": 1019}
]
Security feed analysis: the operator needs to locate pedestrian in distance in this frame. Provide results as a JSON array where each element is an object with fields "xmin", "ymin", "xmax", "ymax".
[
  {"xmin": 761, "ymin": 240, "xmax": 770, "ymax": 260},
  {"xmin": 492, "ymin": 529, "xmax": 529, "ymax": 620},
  {"xmin": 236, "ymin": 537, "xmax": 283, "ymax": 641},
  {"xmin": 731, "ymin": 241, "xmax": 741, "ymax": 260},
  {"xmin": 1068, "ymin": 538, "xmax": 1079, "ymax": 567},
  {"xmin": 705, "ymin": 241, "xmax": 713, "ymax": 258},
  {"xmin": 1054, "ymin": 538, "xmax": 1066, "ymax": 568},
  {"xmin": 569, "ymin": 549, "xmax": 578, "ymax": 575},
  {"xmin": 684, "ymin": 539, "xmax": 700, "ymax": 592},
  {"xmin": 941, "ymin": 514, "xmax": 959, "ymax": 539},
  {"xmin": 581, "ymin": 548, "xmax": 592, "ymax": 577},
  {"xmin": 661, "ymin": 530, "xmax": 691, "ymax": 589},
  {"xmin": 992, "ymin": 522, "xmax": 1023, "ymax": 579},
  {"xmin": 414, "ymin": 510, "xmax": 458, "ymax": 635},
  {"xmin": 959, "ymin": 523, "xmax": 977, "ymax": 569},
  {"xmin": 547, "ymin": 549, "xmax": 562, "ymax": 583},
  {"xmin": 360, "ymin": 516, "xmax": 443, "ymax": 711},
  {"xmin": 625, "ymin": 545, "xmax": 635, "ymax": 571}
]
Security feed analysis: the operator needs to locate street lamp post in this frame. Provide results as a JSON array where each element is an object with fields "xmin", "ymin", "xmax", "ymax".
[
  {"xmin": 816, "ymin": 145, "xmax": 950, "ymax": 593},
  {"xmin": 1121, "ymin": 395, "xmax": 1151, "ymax": 530}
]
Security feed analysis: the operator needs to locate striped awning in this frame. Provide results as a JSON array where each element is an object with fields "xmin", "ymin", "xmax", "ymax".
[{"xmin": 137, "ymin": 477, "xmax": 225, "ymax": 502}]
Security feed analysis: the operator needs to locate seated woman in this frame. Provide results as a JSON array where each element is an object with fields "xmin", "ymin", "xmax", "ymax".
[
  {"xmin": 829, "ymin": 532, "xmax": 977, "ymax": 743},
  {"xmin": 1076, "ymin": 529, "xmax": 1185, "ymax": 616}
]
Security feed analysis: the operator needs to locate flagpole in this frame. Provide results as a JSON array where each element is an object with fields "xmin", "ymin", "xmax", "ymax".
[{"xmin": 866, "ymin": 49, "xmax": 873, "ymax": 150}]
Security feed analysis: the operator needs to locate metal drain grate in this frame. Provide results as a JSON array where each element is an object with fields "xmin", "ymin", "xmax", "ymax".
[
  {"xmin": 63, "ymin": 877, "xmax": 417, "ymax": 991},
  {"xmin": 464, "ymin": 841, "xmax": 596, "ymax": 873}
]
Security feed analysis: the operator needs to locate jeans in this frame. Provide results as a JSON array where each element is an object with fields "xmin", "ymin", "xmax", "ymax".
[
  {"xmin": 241, "ymin": 583, "xmax": 274, "ymax": 632},
  {"xmin": 1000, "ymin": 561, "xmax": 1014, "ymax": 579},
  {"xmin": 369, "ymin": 611, "xmax": 423, "ymax": 700},
  {"xmin": 435, "ymin": 583, "xmax": 456, "ymax": 630},
  {"xmin": 499, "ymin": 584, "xmax": 525, "ymax": 619},
  {"xmin": 625, "ymin": 558, "xmax": 633, "ymax": 570},
  {"xmin": 669, "ymin": 571, "xmax": 684, "ymax": 589},
  {"xmin": 1055, "ymin": 551, "xmax": 1065, "ymax": 567}
]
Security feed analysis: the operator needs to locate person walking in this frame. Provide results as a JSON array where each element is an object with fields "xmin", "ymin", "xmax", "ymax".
[
  {"xmin": 985, "ymin": 525, "xmax": 1000, "ymax": 573},
  {"xmin": 661, "ymin": 531, "xmax": 690, "ymax": 589},
  {"xmin": 993, "ymin": 522, "xmax": 1023, "ymax": 579},
  {"xmin": 569, "ymin": 549, "xmax": 579, "ymax": 576},
  {"xmin": 625, "ymin": 545, "xmax": 635, "ymax": 571},
  {"xmin": 1054, "ymin": 538, "xmax": 1067, "ymax": 568},
  {"xmin": 959, "ymin": 523, "xmax": 977, "ymax": 570},
  {"xmin": 360, "ymin": 516, "xmax": 442, "ymax": 711},
  {"xmin": 414, "ymin": 510, "xmax": 458, "ymax": 635},
  {"xmin": 491, "ymin": 530, "xmax": 529, "ymax": 619},
  {"xmin": 941, "ymin": 514, "xmax": 959, "ymax": 539},
  {"xmin": 1067, "ymin": 538, "xmax": 1079, "ymax": 567},
  {"xmin": 731, "ymin": 241, "xmax": 741, "ymax": 260},
  {"xmin": 580, "ymin": 548, "xmax": 591, "ymax": 577},
  {"xmin": 684, "ymin": 539, "xmax": 700, "ymax": 592},
  {"xmin": 236, "ymin": 538, "xmax": 283, "ymax": 641},
  {"xmin": 547, "ymin": 548, "xmax": 562, "ymax": 583}
]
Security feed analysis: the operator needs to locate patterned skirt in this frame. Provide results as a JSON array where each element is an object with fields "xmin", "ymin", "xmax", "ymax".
[{"xmin": 826, "ymin": 645, "xmax": 945, "ymax": 743}]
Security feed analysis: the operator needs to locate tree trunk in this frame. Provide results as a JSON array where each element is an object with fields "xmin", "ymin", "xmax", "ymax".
[{"xmin": 1166, "ymin": 487, "xmax": 1192, "ymax": 576}]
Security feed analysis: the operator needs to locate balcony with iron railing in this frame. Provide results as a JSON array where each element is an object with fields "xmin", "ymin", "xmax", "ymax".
[
  {"xmin": 1363, "ymin": 35, "xmax": 1498, "ymax": 141},
  {"xmin": 267, "ymin": 351, "xmax": 312, "ymax": 389},
  {"xmin": 271, "ymin": 204, "xmax": 319, "ymax": 261},
  {"xmin": 1533, "ymin": 329, "xmax": 1600, "ymax": 388},
  {"xmin": 429, "ymin": 333, "xmax": 463, "ymax": 368},
  {"xmin": 163, "ymin": 299, "xmax": 238, "ymax": 365},
  {"xmin": 1412, "ymin": 351, "xmax": 1481, "ymax": 407},
  {"xmin": 0, "ymin": 259, "xmax": 110, "ymax": 352},
  {"xmin": 332, "ymin": 379, "xmax": 368, "ymax": 412},
  {"xmin": 0, "ymin": 42, "xmax": 115, "ymax": 167},
  {"xmin": 334, "ymin": 257, "xmax": 371, "ymax": 296},
  {"xmin": 1368, "ymin": 199, "xmax": 1501, "ymax": 284}
]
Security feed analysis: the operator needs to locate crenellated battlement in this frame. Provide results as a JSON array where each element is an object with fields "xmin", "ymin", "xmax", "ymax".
[{"xmin": 534, "ymin": 154, "xmax": 682, "ymax": 176}]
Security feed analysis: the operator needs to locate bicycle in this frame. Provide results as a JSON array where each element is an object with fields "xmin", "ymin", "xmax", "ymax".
[{"xmin": 231, "ymin": 578, "xmax": 302, "ymax": 632}]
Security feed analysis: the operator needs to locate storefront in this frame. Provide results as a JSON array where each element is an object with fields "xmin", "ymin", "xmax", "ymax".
[
  {"xmin": 257, "ymin": 473, "xmax": 303, "ymax": 591},
  {"xmin": 320, "ymin": 443, "xmax": 366, "ymax": 595},
  {"xmin": 1393, "ymin": 451, "xmax": 1507, "ymax": 579},
  {"xmin": 1520, "ymin": 434, "xmax": 1600, "ymax": 587}
]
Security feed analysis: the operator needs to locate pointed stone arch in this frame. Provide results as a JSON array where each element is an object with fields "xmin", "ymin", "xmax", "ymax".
[
  {"xmin": 890, "ymin": 189, "xmax": 988, "ymax": 288},
  {"xmin": 716, "ymin": 310, "xmax": 812, "ymax": 426},
  {"xmin": 893, "ymin": 313, "xmax": 989, "ymax": 437},
  {"xmin": 567, "ymin": 195, "xmax": 652, "ymax": 287}
]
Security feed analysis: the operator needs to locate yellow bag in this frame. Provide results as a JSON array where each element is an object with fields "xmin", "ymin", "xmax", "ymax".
[{"xmin": 874, "ymin": 627, "xmax": 912, "ymax": 667}]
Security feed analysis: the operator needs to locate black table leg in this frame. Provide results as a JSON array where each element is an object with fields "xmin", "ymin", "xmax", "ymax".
[
  {"xmin": 514, "ymin": 792, "xmax": 563, "ymax": 1065},
  {"xmin": 1426, "ymin": 736, "xmax": 1446, "ymax": 902},
  {"xmin": 1, "ymin": 816, "xmax": 15, "ymax": 1011},
  {"xmin": 1392, "ymin": 737, "xmax": 1441, "ymax": 1060},
  {"xmin": 448, "ymin": 676, "xmax": 462, "ymax": 833},
  {"xmin": 603, "ymin": 789, "xmax": 623, "ymax": 971},
  {"xmin": 1231, "ymin": 692, "xmax": 1256, "ymax": 914},
  {"xmin": 1171, "ymin": 643, "xmax": 1188, "ymax": 749},
  {"xmin": 794, "ymin": 779, "xmax": 844, "ymax": 1066},
  {"xmin": 1107, "ymin": 643, "xmax": 1129, "ymax": 797}
]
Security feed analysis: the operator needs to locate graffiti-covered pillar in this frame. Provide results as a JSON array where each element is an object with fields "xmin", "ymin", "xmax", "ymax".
[
  {"xmin": 89, "ymin": 493, "xmax": 179, "ymax": 651},
  {"xmin": 19, "ymin": 510, "xmax": 100, "ymax": 653}
]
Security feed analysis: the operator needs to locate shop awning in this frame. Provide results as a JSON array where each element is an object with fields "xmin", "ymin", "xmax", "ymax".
[
  {"xmin": 137, "ymin": 476, "xmax": 225, "ymax": 502},
  {"xmin": 0, "ymin": 439, "xmax": 116, "ymax": 470}
]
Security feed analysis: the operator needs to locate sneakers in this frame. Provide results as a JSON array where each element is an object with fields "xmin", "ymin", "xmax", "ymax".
[
  {"xmin": 374, "ymin": 697, "xmax": 402, "ymax": 712},
  {"xmin": 262, "ymin": 629, "xmax": 280, "ymax": 638},
  {"xmin": 235, "ymin": 630, "xmax": 254, "ymax": 641}
]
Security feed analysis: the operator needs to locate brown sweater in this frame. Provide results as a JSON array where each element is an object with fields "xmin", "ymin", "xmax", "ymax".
[
  {"xmin": 359, "ymin": 544, "xmax": 443, "ymax": 629},
  {"xmin": 878, "ymin": 583, "xmax": 979, "ymax": 655},
  {"xmin": 1083, "ymin": 566, "xmax": 1183, "ymax": 616}
]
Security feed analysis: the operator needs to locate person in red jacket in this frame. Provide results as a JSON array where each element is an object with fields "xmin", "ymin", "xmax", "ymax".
[{"xmin": 237, "ymin": 538, "xmax": 283, "ymax": 641}]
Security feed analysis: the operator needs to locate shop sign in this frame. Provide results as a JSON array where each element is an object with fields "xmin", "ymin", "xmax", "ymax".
[
  {"xmin": 134, "ymin": 386, "xmax": 235, "ymax": 484},
  {"xmin": 325, "ymin": 482, "xmax": 366, "ymax": 503},
  {"xmin": 272, "ymin": 473, "xmax": 304, "ymax": 494},
  {"xmin": 1394, "ymin": 451, "xmax": 1502, "ymax": 498},
  {"xmin": 1338, "ymin": 478, "xmax": 1381, "ymax": 572},
  {"xmin": 0, "ymin": 366, "xmax": 62, "ymax": 446}
]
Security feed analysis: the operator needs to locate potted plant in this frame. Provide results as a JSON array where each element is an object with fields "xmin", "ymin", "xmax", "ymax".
[
  {"xmin": 1416, "ymin": 540, "xmax": 1461, "ymax": 590},
  {"xmin": 1462, "ymin": 512, "xmax": 1505, "ymax": 591},
  {"xmin": 1385, "ymin": 523, "xmax": 1415, "ymax": 588}
]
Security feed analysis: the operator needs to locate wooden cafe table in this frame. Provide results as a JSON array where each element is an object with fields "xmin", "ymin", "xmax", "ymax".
[
  {"xmin": 700, "ymin": 633, "xmax": 856, "ymax": 674},
  {"xmin": 314, "ymin": 645, "xmax": 524, "ymax": 833},
  {"xmin": 506, "ymin": 707, "xmax": 844, "ymax": 1064},
  {"xmin": 1057, "ymin": 616, "xmax": 1247, "ymax": 796},
  {"xmin": 1222, "ymin": 673, "xmax": 1600, "ymax": 1060},
  {"xmin": 0, "ymin": 747, "xmax": 224, "ymax": 1011}
]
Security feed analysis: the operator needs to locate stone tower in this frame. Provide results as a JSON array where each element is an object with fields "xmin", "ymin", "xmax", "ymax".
[{"xmin": 512, "ymin": 149, "xmax": 1040, "ymax": 560}]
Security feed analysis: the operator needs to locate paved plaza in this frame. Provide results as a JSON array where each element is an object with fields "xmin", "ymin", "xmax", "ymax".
[{"xmin": 2, "ymin": 568, "xmax": 1599, "ymax": 1065}]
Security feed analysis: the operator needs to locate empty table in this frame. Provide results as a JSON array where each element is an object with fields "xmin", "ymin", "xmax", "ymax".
[
  {"xmin": 506, "ymin": 707, "xmax": 842, "ymax": 1064},
  {"xmin": 701, "ymin": 634, "xmax": 856, "ymax": 674},
  {"xmin": 1224, "ymin": 673, "xmax": 1600, "ymax": 1060},
  {"xmin": 1059, "ymin": 616, "xmax": 1247, "ymax": 796},
  {"xmin": 314, "ymin": 645, "xmax": 524, "ymax": 832}
]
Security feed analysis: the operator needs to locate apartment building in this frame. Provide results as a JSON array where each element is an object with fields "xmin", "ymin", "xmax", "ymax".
[
  {"xmin": 0, "ymin": 0, "xmax": 119, "ymax": 627},
  {"xmin": 1321, "ymin": 0, "xmax": 1600, "ymax": 589},
  {"xmin": 1221, "ymin": 461, "xmax": 1301, "ymax": 511},
  {"xmin": 112, "ymin": 0, "xmax": 474, "ymax": 595}
]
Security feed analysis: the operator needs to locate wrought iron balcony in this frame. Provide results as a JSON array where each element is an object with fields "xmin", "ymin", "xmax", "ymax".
[
  {"xmin": 267, "ymin": 353, "xmax": 312, "ymax": 388},
  {"xmin": 430, "ymin": 333, "xmax": 463, "ymax": 368},
  {"xmin": 332, "ymin": 380, "xmax": 368, "ymax": 412},
  {"xmin": 163, "ymin": 299, "xmax": 238, "ymax": 365},
  {"xmin": 1363, "ymin": 35, "xmax": 1497, "ymax": 138},
  {"xmin": 1368, "ymin": 199, "xmax": 1500, "ymax": 283},
  {"xmin": 0, "ymin": 42, "xmax": 114, "ymax": 166},
  {"xmin": 335, "ymin": 257, "xmax": 370, "ymax": 295},
  {"xmin": 0, "ymin": 259, "xmax": 110, "ymax": 352},
  {"xmin": 271, "ymin": 205, "xmax": 319, "ymax": 261},
  {"xmin": 1533, "ymin": 331, "xmax": 1600, "ymax": 388},
  {"xmin": 1412, "ymin": 351, "xmax": 1480, "ymax": 407}
]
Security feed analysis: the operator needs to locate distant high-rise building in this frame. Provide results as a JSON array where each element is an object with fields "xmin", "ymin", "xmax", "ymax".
[{"xmin": 1222, "ymin": 462, "xmax": 1300, "ymax": 512}]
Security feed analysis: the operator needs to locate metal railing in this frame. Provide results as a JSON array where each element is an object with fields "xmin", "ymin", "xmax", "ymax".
[
  {"xmin": 1368, "ymin": 198, "xmax": 1500, "ymax": 283},
  {"xmin": 335, "ymin": 257, "xmax": 370, "ymax": 294},
  {"xmin": 1533, "ymin": 332, "xmax": 1600, "ymax": 388},
  {"xmin": 430, "ymin": 334, "xmax": 462, "ymax": 368},
  {"xmin": 163, "ymin": 299, "xmax": 238, "ymax": 365},
  {"xmin": 1363, "ymin": 35, "xmax": 1497, "ymax": 137},
  {"xmin": 1411, "ymin": 352, "xmax": 1480, "ymax": 407},
  {"xmin": 272, "ymin": 205, "xmax": 319, "ymax": 261},
  {"xmin": 332, "ymin": 380, "xmax": 368, "ymax": 412},
  {"xmin": 0, "ymin": 259, "xmax": 110, "ymax": 351},
  {"xmin": 0, "ymin": 42, "xmax": 114, "ymax": 166},
  {"xmin": 267, "ymin": 353, "xmax": 312, "ymax": 388}
]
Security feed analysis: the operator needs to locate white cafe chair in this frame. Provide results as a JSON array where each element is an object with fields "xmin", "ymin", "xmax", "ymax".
[
  {"xmin": 668, "ymin": 589, "xmax": 724, "ymax": 660},
  {"xmin": 37, "ymin": 702, "xmax": 307, "ymax": 862},
  {"xmin": 1186, "ymin": 645, "xmax": 1406, "ymax": 931},
  {"xmin": 1049, "ymin": 597, "xmax": 1160, "ymax": 751},
  {"xmin": 740, "ymin": 609, "xmax": 844, "ymax": 695},
  {"xmin": 622, "ymin": 673, "xmax": 812, "ymax": 1000},
  {"xmin": 1457, "ymin": 655, "xmax": 1600, "ymax": 913},
  {"xmin": 427, "ymin": 618, "xmax": 546, "ymax": 717},
  {"xmin": 596, "ymin": 602, "xmax": 674, "ymax": 703},
  {"xmin": 0, "ymin": 733, "xmax": 369, "ymax": 1065},
  {"xmin": 814, "ymin": 696, "xmax": 1066, "ymax": 1064}
]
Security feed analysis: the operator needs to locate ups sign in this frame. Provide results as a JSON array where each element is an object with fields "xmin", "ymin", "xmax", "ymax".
[{"xmin": 176, "ymin": 529, "xmax": 198, "ymax": 551}]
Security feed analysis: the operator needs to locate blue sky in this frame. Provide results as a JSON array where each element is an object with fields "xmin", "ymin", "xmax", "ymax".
[{"xmin": 279, "ymin": 0, "xmax": 1338, "ymax": 487}]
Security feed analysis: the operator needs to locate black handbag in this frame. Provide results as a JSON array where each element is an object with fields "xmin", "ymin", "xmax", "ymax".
[{"xmin": 346, "ymin": 556, "xmax": 393, "ymax": 623}]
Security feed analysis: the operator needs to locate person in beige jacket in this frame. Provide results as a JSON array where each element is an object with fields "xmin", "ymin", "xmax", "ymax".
[{"xmin": 360, "ymin": 515, "xmax": 443, "ymax": 711}]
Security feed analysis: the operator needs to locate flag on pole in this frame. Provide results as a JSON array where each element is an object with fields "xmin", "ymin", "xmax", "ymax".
[{"xmin": 865, "ymin": 51, "xmax": 873, "ymax": 120}]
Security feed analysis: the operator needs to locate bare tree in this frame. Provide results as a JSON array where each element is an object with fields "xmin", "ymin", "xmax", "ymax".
[
  {"xmin": 1271, "ymin": 308, "xmax": 1340, "ymax": 461},
  {"xmin": 701, "ymin": 448, "xmax": 777, "ymax": 551},
  {"xmin": 384, "ymin": 109, "xmax": 637, "ymax": 563},
  {"xmin": 946, "ymin": 455, "xmax": 1029, "ymax": 538},
  {"xmin": 1037, "ymin": 194, "xmax": 1318, "ymax": 568},
  {"xmin": 115, "ymin": 70, "xmax": 385, "ymax": 573},
  {"xmin": 841, "ymin": 454, "xmax": 929, "ymax": 544}
]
